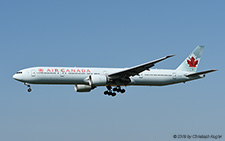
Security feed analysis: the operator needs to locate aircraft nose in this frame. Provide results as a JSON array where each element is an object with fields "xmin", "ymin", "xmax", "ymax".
[
  {"xmin": 13, "ymin": 74, "xmax": 18, "ymax": 80},
  {"xmin": 13, "ymin": 70, "xmax": 24, "ymax": 82},
  {"xmin": 13, "ymin": 73, "xmax": 22, "ymax": 81}
]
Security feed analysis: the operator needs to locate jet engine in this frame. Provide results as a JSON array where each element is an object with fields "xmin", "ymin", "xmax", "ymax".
[
  {"xmin": 89, "ymin": 75, "xmax": 108, "ymax": 86},
  {"xmin": 74, "ymin": 84, "xmax": 95, "ymax": 92}
]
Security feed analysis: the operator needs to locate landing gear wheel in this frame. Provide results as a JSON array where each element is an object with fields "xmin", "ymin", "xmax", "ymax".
[
  {"xmin": 112, "ymin": 93, "xmax": 116, "ymax": 97},
  {"xmin": 113, "ymin": 87, "xmax": 117, "ymax": 91},
  {"xmin": 116, "ymin": 89, "xmax": 121, "ymax": 92},
  {"xmin": 104, "ymin": 91, "xmax": 108, "ymax": 95},
  {"xmin": 108, "ymin": 92, "xmax": 113, "ymax": 96},
  {"xmin": 121, "ymin": 89, "xmax": 125, "ymax": 93},
  {"xmin": 28, "ymin": 88, "xmax": 32, "ymax": 92}
]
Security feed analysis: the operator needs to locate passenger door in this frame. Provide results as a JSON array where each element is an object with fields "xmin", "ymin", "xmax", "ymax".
[
  {"xmin": 60, "ymin": 71, "xmax": 65, "ymax": 77},
  {"xmin": 31, "ymin": 70, "xmax": 36, "ymax": 77}
]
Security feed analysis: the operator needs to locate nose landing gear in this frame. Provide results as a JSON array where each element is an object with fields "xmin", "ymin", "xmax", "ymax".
[
  {"xmin": 24, "ymin": 83, "xmax": 32, "ymax": 92},
  {"xmin": 28, "ymin": 88, "xmax": 32, "ymax": 92}
]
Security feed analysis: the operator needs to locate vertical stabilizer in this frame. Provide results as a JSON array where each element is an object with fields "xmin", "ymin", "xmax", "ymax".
[{"xmin": 176, "ymin": 46, "xmax": 204, "ymax": 72}]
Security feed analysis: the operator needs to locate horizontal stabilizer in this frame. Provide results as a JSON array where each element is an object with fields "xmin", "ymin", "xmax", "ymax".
[{"xmin": 185, "ymin": 69, "xmax": 218, "ymax": 77}]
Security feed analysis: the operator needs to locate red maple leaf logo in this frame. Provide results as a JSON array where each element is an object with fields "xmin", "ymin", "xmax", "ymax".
[{"xmin": 187, "ymin": 57, "xmax": 198, "ymax": 67}]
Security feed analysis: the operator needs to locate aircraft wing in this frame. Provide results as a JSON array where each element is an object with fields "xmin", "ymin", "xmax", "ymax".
[
  {"xmin": 185, "ymin": 69, "xmax": 218, "ymax": 77},
  {"xmin": 108, "ymin": 55, "xmax": 175, "ymax": 79}
]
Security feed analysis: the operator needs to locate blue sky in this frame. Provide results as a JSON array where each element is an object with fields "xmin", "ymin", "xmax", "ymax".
[{"xmin": 0, "ymin": 0, "xmax": 224, "ymax": 140}]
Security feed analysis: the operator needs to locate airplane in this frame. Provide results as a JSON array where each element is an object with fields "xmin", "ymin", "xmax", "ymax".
[{"xmin": 13, "ymin": 46, "xmax": 217, "ymax": 96}]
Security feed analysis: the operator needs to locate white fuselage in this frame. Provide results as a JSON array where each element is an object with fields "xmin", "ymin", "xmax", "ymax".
[
  {"xmin": 13, "ymin": 67, "xmax": 201, "ymax": 86},
  {"xmin": 12, "ymin": 46, "xmax": 216, "ymax": 95}
]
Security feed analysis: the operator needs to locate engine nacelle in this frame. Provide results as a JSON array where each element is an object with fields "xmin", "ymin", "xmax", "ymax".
[
  {"xmin": 89, "ymin": 75, "xmax": 107, "ymax": 86},
  {"xmin": 74, "ymin": 84, "xmax": 95, "ymax": 92}
]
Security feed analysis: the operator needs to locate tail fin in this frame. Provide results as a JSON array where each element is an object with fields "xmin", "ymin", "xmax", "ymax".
[{"xmin": 176, "ymin": 46, "xmax": 204, "ymax": 72}]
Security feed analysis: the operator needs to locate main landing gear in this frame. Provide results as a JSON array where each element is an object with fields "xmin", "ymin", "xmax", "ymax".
[
  {"xmin": 104, "ymin": 86, "xmax": 126, "ymax": 97},
  {"xmin": 24, "ymin": 83, "xmax": 32, "ymax": 92}
]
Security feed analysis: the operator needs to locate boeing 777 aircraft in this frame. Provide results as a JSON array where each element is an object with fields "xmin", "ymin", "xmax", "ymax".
[{"xmin": 13, "ymin": 46, "xmax": 217, "ymax": 96}]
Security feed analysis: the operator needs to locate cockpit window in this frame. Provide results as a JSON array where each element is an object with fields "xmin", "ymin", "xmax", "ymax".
[{"xmin": 16, "ymin": 72, "xmax": 22, "ymax": 74}]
